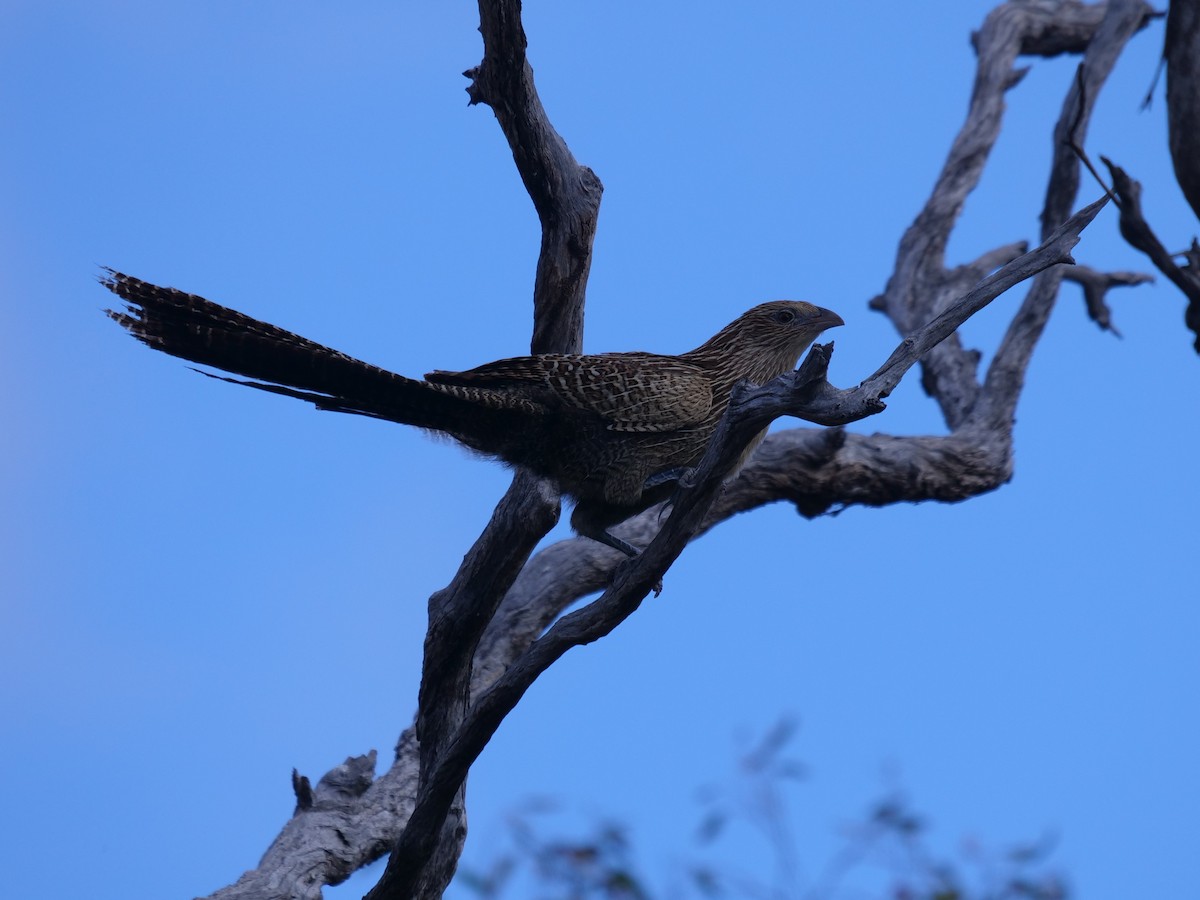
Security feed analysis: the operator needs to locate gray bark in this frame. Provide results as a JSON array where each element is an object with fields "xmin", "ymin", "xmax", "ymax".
[
  {"xmin": 1096, "ymin": 1, "xmax": 1200, "ymax": 351},
  {"xmin": 194, "ymin": 3, "xmax": 1161, "ymax": 898}
]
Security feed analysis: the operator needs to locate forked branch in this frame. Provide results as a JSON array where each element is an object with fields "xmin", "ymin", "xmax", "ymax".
[
  {"xmin": 374, "ymin": 196, "xmax": 1105, "ymax": 897},
  {"xmin": 195, "ymin": 3, "xmax": 1151, "ymax": 898}
]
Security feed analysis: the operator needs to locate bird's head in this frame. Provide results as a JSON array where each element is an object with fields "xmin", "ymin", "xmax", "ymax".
[{"xmin": 688, "ymin": 300, "xmax": 844, "ymax": 382}]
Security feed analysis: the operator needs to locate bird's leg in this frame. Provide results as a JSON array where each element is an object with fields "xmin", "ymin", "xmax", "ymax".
[
  {"xmin": 587, "ymin": 529, "xmax": 643, "ymax": 559},
  {"xmin": 641, "ymin": 466, "xmax": 693, "ymax": 490},
  {"xmin": 640, "ymin": 466, "xmax": 699, "ymax": 523},
  {"xmin": 569, "ymin": 498, "xmax": 642, "ymax": 557},
  {"xmin": 588, "ymin": 527, "xmax": 664, "ymax": 597}
]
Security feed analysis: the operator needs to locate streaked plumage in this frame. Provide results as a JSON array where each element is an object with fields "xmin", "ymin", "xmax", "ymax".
[{"xmin": 103, "ymin": 270, "xmax": 842, "ymax": 555}]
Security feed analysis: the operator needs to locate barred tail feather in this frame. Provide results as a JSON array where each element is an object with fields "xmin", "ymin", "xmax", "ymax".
[{"xmin": 100, "ymin": 269, "xmax": 521, "ymax": 438}]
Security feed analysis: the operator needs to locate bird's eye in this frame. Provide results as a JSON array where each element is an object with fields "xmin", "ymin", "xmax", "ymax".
[{"xmin": 772, "ymin": 309, "xmax": 796, "ymax": 324}]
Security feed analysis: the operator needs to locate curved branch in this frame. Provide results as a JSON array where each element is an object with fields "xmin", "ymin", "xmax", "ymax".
[
  {"xmin": 373, "ymin": 1, "xmax": 605, "ymax": 898},
  {"xmin": 465, "ymin": 0, "xmax": 602, "ymax": 354},
  {"xmin": 196, "ymin": 192, "xmax": 1101, "ymax": 898},
  {"xmin": 1103, "ymin": 157, "xmax": 1200, "ymax": 352},
  {"xmin": 379, "ymin": 198, "xmax": 1104, "ymax": 886},
  {"xmin": 196, "ymin": 5, "xmax": 1147, "ymax": 898},
  {"xmin": 878, "ymin": 0, "xmax": 1151, "ymax": 431},
  {"xmin": 1061, "ymin": 264, "xmax": 1154, "ymax": 335},
  {"xmin": 471, "ymin": 423, "xmax": 1016, "ymax": 689},
  {"xmin": 981, "ymin": 0, "xmax": 1153, "ymax": 429}
]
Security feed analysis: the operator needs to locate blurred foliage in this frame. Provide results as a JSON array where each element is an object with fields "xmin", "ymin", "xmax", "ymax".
[
  {"xmin": 455, "ymin": 798, "xmax": 648, "ymax": 899},
  {"xmin": 455, "ymin": 719, "xmax": 1068, "ymax": 900}
]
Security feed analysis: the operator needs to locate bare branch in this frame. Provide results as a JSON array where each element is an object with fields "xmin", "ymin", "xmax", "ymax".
[
  {"xmin": 979, "ymin": 0, "xmax": 1153, "ymax": 432},
  {"xmin": 472, "ymin": 425, "xmax": 1016, "ymax": 691},
  {"xmin": 877, "ymin": 0, "xmax": 1139, "ymax": 431},
  {"xmin": 372, "ymin": 0, "xmax": 605, "ymax": 897},
  {"xmin": 464, "ymin": 0, "xmax": 602, "ymax": 354},
  {"xmin": 1061, "ymin": 265, "xmax": 1154, "ymax": 335},
  {"xmin": 376, "ymin": 197, "xmax": 1105, "ymax": 888},
  {"xmin": 207, "ymin": 748, "xmax": 415, "ymax": 900},
  {"xmin": 1103, "ymin": 157, "xmax": 1200, "ymax": 352},
  {"xmin": 203, "ymin": 192, "xmax": 1103, "ymax": 900},
  {"xmin": 194, "ymin": 5, "xmax": 1154, "ymax": 897}
]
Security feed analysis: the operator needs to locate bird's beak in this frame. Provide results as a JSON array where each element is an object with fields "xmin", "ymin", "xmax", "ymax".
[{"xmin": 810, "ymin": 307, "xmax": 845, "ymax": 331}]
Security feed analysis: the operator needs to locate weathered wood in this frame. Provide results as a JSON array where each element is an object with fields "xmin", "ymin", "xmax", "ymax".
[
  {"xmin": 373, "ymin": 198, "xmax": 1106, "ymax": 892},
  {"xmin": 1103, "ymin": 157, "xmax": 1200, "ymax": 353},
  {"xmin": 192, "ymin": 4, "xmax": 1160, "ymax": 898},
  {"xmin": 374, "ymin": 0, "xmax": 600, "ymax": 896},
  {"xmin": 465, "ymin": 0, "xmax": 601, "ymax": 354}
]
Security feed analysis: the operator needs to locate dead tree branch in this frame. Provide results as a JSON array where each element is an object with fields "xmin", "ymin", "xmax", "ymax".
[
  {"xmin": 1093, "ymin": 2, "xmax": 1200, "ymax": 351},
  {"xmin": 1061, "ymin": 265, "xmax": 1154, "ymax": 334},
  {"xmin": 980, "ymin": 0, "xmax": 1153, "ymax": 431},
  {"xmin": 369, "ymin": 196, "xmax": 1105, "ymax": 899},
  {"xmin": 396, "ymin": 0, "xmax": 604, "ymax": 896},
  {"xmin": 195, "ymin": 3, "xmax": 1155, "ymax": 898},
  {"xmin": 1103, "ymin": 156, "xmax": 1200, "ymax": 352}
]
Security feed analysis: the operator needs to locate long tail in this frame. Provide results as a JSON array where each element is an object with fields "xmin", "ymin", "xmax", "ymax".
[{"xmin": 101, "ymin": 269, "xmax": 529, "ymax": 435}]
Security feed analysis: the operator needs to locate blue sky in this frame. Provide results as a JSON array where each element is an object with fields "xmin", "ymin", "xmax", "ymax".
[{"xmin": 2, "ymin": 2, "xmax": 1197, "ymax": 897}]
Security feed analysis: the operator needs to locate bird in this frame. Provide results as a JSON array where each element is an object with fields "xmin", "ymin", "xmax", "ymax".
[{"xmin": 102, "ymin": 270, "xmax": 843, "ymax": 556}]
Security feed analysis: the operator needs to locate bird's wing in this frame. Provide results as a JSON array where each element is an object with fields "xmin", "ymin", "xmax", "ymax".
[{"xmin": 426, "ymin": 352, "xmax": 714, "ymax": 432}]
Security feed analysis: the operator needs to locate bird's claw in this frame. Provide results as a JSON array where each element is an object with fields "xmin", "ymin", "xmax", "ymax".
[{"xmin": 611, "ymin": 553, "xmax": 663, "ymax": 596}]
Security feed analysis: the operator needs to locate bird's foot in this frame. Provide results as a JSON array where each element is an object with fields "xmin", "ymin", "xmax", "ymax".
[
  {"xmin": 586, "ymin": 532, "xmax": 664, "ymax": 596},
  {"xmin": 612, "ymin": 554, "xmax": 664, "ymax": 597}
]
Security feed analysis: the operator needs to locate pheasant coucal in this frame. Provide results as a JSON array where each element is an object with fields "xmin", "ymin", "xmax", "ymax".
[{"xmin": 103, "ymin": 271, "xmax": 843, "ymax": 556}]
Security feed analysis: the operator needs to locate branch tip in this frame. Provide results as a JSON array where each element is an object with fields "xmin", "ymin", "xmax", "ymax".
[
  {"xmin": 292, "ymin": 769, "xmax": 313, "ymax": 812},
  {"xmin": 797, "ymin": 340, "xmax": 834, "ymax": 383},
  {"xmin": 1007, "ymin": 66, "xmax": 1031, "ymax": 90}
]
